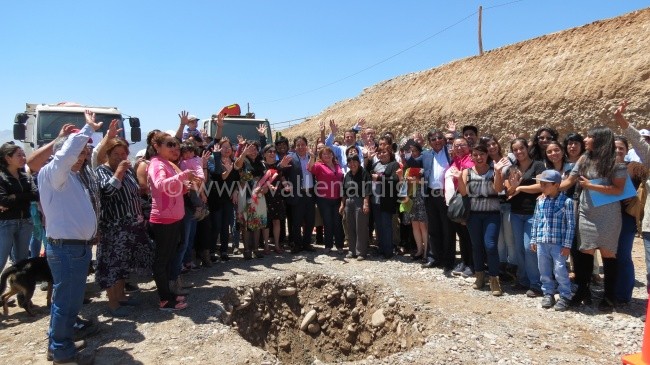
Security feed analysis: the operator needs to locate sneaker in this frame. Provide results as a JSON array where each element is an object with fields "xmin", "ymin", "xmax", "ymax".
[
  {"xmin": 345, "ymin": 252, "xmax": 356, "ymax": 259},
  {"xmin": 73, "ymin": 318, "xmax": 99, "ymax": 341},
  {"xmin": 541, "ymin": 294, "xmax": 556, "ymax": 309},
  {"xmin": 526, "ymin": 288, "xmax": 543, "ymax": 298},
  {"xmin": 554, "ymin": 296, "xmax": 570, "ymax": 312},
  {"xmin": 47, "ymin": 340, "xmax": 86, "ymax": 361},
  {"xmin": 460, "ymin": 266, "xmax": 474, "ymax": 278},
  {"xmin": 451, "ymin": 263, "xmax": 466, "ymax": 276},
  {"xmin": 356, "ymin": 256, "xmax": 366, "ymax": 261},
  {"xmin": 124, "ymin": 282, "xmax": 139, "ymax": 294},
  {"xmin": 159, "ymin": 300, "xmax": 188, "ymax": 311}
]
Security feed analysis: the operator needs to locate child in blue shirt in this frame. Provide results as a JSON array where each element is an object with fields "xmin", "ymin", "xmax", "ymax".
[{"xmin": 530, "ymin": 170, "xmax": 575, "ymax": 311}]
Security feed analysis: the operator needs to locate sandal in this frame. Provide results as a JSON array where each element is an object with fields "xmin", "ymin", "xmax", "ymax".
[{"xmin": 159, "ymin": 300, "xmax": 188, "ymax": 311}]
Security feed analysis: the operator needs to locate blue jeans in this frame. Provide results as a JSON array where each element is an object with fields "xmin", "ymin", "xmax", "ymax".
[
  {"xmin": 46, "ymin": 241, "xmax": 92, "ymax": 362},
  {"xmin": 498, "ymin": 203, "xmax": 516, "ymax": 265},
  {"xmin": 616, "ymin": 213, "xmax": 636, "ymax": 303},
  {"xmin": 510, "ymin": 213, "xmax": 541, "ymax": 290},
  {"xmin": 210, "ymin": 200, "xmax": 234, "ymax": 254},
  {"xmin": 372, "ymin": 204, "xmax": 393, "ymax": 256},
  {"xmin": 179, "ymin": 212, "xmax": 198, "ymax": 269},
  {"xmin": 467, "ymin": 212, "xmax": 501, "ymax": 276},
  {"xmin": 0, "ymin": 218, "xmax": 33, "ymax": 269},
  {"xmin": 171, "ymin": 213, "xmax": 196, "ymax": 280},
  {"xmin": 317, "ymin": 197, "xmax": 344, "ymax": 249},
  {"xmin": 537, "ymin": 243, "xmax": 572, "ymax": 298}
]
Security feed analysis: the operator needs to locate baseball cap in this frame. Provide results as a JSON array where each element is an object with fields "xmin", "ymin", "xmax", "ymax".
[
  {"xmin": 640, "ymin": 129, "xmax": 650, "ymax": 137},
  {"xmin": 534, "ymin": 169, "xmax": 562, "ymax": 184},
  {"xmin": 188, "ymin": 115, "xmax": 199, "ymax": 122}
]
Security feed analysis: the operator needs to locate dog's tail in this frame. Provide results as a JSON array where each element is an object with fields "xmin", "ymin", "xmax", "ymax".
[{"xmin": 0, "ymin": 266, "xmax": 18, "ymax": 305}]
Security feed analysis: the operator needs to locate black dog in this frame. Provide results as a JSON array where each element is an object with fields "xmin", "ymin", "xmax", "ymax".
[{"xmin": 0, "ymin": 257, "xmax": 52, "ymax": 316}]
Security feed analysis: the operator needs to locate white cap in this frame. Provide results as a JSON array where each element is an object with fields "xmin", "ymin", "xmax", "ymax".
[
  {"xmin": 640, "ymin": 129, "xmax": 650, "ymax": 137},
  {"xmin": 188, "ymin": 115, "xmax": 199, "ymax": 122},
  {"xmin": 135, "ymin": 149, "xmax": 146, "ymax": 158}
]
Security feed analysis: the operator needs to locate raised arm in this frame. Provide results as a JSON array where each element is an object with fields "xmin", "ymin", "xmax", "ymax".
[
  {"xmin": 93, "ymin": 119, "xmax": 123, "ymax": 168},
  {"xmin": 175, "ymin": 110, "xmax": 190, "ymax": 140},
  {"xmin": 26, "ymin": 123, "xmax": 76, "ymax": 173}
]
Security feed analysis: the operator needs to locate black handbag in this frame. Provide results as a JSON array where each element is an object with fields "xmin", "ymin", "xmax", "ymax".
[{"xmin": 447, "ymin": 192, "xmax": 470, "ymax": 224}]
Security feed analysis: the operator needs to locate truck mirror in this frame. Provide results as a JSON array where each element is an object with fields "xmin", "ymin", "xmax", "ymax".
[
  {"xmin": 131, "ymin": 127, "xmax": 141, "ymax": 142},
  {"xmin": 129, "ymin": 117, "xmax": 140, "ymax": 128},
  {"xmin": 14, "ymin": 113, "xmax": 28, "ymax": 124},
  {"xmin": 13, "ymin": 123, "xmax": 25, "ymax": 140}
]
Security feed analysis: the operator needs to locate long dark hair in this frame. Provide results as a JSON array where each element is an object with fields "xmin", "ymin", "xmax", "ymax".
[
  {"xmin": 0, "ymin": 142, "xmax": 22, "ymax": 169},
  {"xmin": 579, "ymin": 126, "xmax": 617, "ymax": 178},
  {"xmin": 529, "ymin": 126, "xmax": 559, "ymax": 161},
  {"xmin": 563, "ymin": 132, "xmax": 585, "ymax": 159},
  {"xmin": 543, "ymin": 140, "xmax": 566, "ymax": 170}
]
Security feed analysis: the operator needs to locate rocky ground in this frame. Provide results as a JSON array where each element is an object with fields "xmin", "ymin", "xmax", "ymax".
[{"xmin": 0, "ymin": 237, "xmax": 648, "ymax": 365}]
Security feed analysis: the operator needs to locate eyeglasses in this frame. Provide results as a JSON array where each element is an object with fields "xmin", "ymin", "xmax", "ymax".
[
  {"xmin": 429, "ymin": 136, "xmax": 444, "ymax": 141},
  {"xmin": 165, "ymin": 141, "xmax": 179, "ymax": 148}
]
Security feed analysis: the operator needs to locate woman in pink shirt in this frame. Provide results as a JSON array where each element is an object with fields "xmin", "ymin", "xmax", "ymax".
[
  {"xmin": 148, "ymin": 131, "xmax": 195, "ymax": 311},
  {"xmin": 309, "ymin": 145, "xmax": 345, "ymax": 253}
]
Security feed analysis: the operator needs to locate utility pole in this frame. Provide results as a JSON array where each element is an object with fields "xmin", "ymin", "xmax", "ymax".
[{"xmin": 478, "ymin": 5, "xmax": 484, "ymax": 55}]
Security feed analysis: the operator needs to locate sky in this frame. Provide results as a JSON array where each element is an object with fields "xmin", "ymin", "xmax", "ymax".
[{"xmin": 1, "ymin": 0, "xmax": 648, "ymax": 139}]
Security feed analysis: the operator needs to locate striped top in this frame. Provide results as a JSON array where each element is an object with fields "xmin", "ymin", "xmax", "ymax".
[
  {"xmin": 466, "ymin": 167, "xmax": 500, "ymax": 212},
  {"xmin": 96, "ymin": 164, "xmax": 144, "ymax": 223}
]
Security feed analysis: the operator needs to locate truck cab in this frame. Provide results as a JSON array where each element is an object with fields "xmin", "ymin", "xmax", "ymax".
[
  {"xmin": 13, "ymin": 102, "xmax": 141, "ymax": 155},
  {"xmin": 203, "ymin": 114, "xmax": 272, "ymax": 145}
]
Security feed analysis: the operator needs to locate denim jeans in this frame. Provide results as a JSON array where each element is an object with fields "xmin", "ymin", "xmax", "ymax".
[
  {"xmin": 210, "ymin": 200, "xmax": 234, "ymax": 255},
  {"xmin": 616, "ymin": 213, "xmax": 636, "ymax": 303},
  {"xmin": 46, "ymin": 241, "xmax": 92, "ymax": 362},
  {"xmin": 317, "ymin": 197, "xmax": 344, "ymax": 249},
  {"xmin": 177, "ymin": 212, "xmax": 197, "ymax": 272},
  {"xmin": 498, "ymin": 203, "xmax": 516, "ymax": 265},
  {"xmin": 510, "ymin": 213, "xmax": 541, "ymax": 290},
  {"xmin": 372, "ymin": 204, "xmax": 393, "ymax": 256},
  {"xmin": 467, "ymin": 212, "xmax": 501, "ymax": 276},
  {"xmin": 537, "ymin": 243, "xmax": 572, "ymax": 299},
  {"xmin": 0, "ymin": 218, "xmax": 33, "ymax": 269}
]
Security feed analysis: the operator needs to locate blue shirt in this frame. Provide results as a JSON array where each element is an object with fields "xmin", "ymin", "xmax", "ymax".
[
  {"xmin": 38, "ymin": 124, "xmax": 97, "ymax": 240},
  {"xmin": 324, "ymin": 133, "xmax": 363, "ymax": 173},
  {"xmin": 530, "ymin": 193, "xmax": 575, "ymax": 249}
]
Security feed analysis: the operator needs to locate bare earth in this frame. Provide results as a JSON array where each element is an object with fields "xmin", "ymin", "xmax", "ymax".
[{"xmin": 0, "ymin": 237, "xmax": 647, "ymax": 365}]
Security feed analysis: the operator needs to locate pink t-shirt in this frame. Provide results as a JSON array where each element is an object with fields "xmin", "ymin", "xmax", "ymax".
[
  {"xmin": 180, "ymin": 156, "xmax": 204, "ymax": 182},
  {"xmin": 311, "ymin": 162, "xmax": 344, "ymax": 200},
  {"xmin": 148, "ymin": 156, "xmax": 190, "ymax": 224}
]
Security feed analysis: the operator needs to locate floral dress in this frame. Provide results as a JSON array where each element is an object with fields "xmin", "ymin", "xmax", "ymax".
[{"xmin": 237, "ymin": 158, "xmax": 268, "ymax": 230}]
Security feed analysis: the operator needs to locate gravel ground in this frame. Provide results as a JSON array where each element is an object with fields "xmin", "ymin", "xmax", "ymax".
[{"xmin": 0, "ymin": 238, "xmax": 647, "ymax": 365}]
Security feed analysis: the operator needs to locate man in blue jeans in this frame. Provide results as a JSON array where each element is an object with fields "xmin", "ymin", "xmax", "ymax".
[{"xmin": 39, "ymin": 110, "xmax": 102, "ymax": 365}]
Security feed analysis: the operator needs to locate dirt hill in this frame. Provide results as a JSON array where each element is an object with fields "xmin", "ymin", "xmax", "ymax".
[{"xmin": 283, "ymin": 8, "xmax": 650, "ymax": 143}]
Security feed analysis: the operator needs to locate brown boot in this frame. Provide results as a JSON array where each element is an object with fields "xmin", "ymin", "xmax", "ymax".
[
  {"xmin": 490, "ymin": 276, "xmax": 503, "ymax": 296},
  {"xmin": 472, "ymin": 271, "xmax": 485, "ymax": 289}
]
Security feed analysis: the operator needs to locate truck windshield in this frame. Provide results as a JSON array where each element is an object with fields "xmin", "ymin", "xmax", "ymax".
[
  {"xmin": 37, "ymin": 111, "xmax": 124, "ymax": 142},
  {"xmin": 207, "ymin": 119, "xmax": 273, "ymax": 145}
]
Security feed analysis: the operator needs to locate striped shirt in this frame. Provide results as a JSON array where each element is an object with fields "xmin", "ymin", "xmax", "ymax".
[
  {"xmin": 96, "ymin": 165, "xmax": 143, "ymax": 223},
  {"xmin": 530, "ymin": 193, "xmax": 576, "ymax": 249}
]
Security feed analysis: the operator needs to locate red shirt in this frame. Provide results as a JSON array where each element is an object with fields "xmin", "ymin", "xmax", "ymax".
[{"xmin": 311, "ymin": 162, "xmax": 344, "ymax": 199}]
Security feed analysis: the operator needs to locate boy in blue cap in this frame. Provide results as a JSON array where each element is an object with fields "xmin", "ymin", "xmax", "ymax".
[{"xmin": 530, "ymin": 169, "xmax": 575, "ymax": 311}]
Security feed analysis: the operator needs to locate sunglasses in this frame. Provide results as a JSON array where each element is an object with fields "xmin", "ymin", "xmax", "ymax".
[
  {"xmin": 164, "ymin": 141, "xmax": 179, "ymax": 148},
  {"xmin": 429, "ymin": 136, "xmax": 444, "ymax": 141}
]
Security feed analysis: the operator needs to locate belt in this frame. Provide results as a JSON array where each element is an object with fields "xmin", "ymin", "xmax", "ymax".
[{"xmin": 47, "ymin": 238, "xmax": 91, "ymax": 245}]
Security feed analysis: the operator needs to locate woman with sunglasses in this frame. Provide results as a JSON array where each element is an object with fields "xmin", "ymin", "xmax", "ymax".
[
  {"xmin": 529, "ymin": 127, "xmax": 559, "ymax": 162},
  {"xmin": 148, "ymin": 129, "xmax": 195, "ymax": 311},
  {"xmin": 261, "ymin": 144, "xmax": 292, "ymax": 254}
]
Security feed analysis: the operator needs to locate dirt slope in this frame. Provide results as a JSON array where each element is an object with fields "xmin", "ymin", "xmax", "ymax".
[{"xmin": 284, "ymin": 8, "xmax": 650, "ymax": 142}]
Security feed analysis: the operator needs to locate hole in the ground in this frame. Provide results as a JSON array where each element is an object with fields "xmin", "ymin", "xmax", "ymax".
[{"xmin": 222, "ymin": 273, "xmax": 427, "ymax": 363}]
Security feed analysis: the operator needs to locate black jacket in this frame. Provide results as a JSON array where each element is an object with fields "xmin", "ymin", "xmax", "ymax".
[{"xmin": 0, "ymin": 168, "xmax": 39, "ymax": 220}]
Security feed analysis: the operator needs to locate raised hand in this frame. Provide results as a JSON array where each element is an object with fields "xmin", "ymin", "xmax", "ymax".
[
  {"xmin": 216, "ymin": 112, "xmax": 225, "ymax": 128},
  {"xmin": 201, "ymin": 149, "xmax": 211, "ymax": 165},
  {"xmin": 244, "ymin": 143, "xmax": 257, "ymax": 157},
  {"xmin": 178, "ymin": 110, "xmax": 190, "ymax": 126},
  {"xmin": 446, "ymin": 120, "xmax": 457, "ymax": 133},
  {"xmin": 614, "ymin": 100, "xmax": 629, "ymax": 129},
  {"xmin": 84, "ymin": 110, "xmax": 103, "ymax": 131},
  {"xmin": 279, "ymin": 154, "xmax": 293, "ymax": 168},
  {"xmin": 353, "ymin": 118, "xmax": 365, "ymax": 130},
  {"xmin": 329, "ymin": 119, "xmax": 338, "ymax": 135},
  {"xmin": 107, "ymin": 119, "xmax": 123, "ymax": 139},
  {"xmin": 319, "ymin": 120, "xmax": 326, "ymax": 134},
  {"xmin": 494, "ymin": 157, "xmax": 512, "ymax": 173},
  {"xmin": 59, "ymin": 123, "xmax": 77, "ymax": 137},
  {"xmin": 257, "ymin": 123, "xmax": 267, "ymax": 136}
]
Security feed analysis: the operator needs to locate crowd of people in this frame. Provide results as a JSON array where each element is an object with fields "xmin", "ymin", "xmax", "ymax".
[{"xmin": 0, "ymin": 101, "xmax": 648, "ymax": 363}]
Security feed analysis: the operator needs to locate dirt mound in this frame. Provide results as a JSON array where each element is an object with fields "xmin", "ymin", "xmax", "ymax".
[
  {"xmin": 283, "ymin": 8, "xmax": 650, "ymax": 142},
  {"xmin": 223, "ymin": 273, "xmax": 427, "ymax": 363}
]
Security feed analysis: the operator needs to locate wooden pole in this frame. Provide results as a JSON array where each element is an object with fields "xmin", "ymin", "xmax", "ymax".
[{"xmin": 478, "ymin": 5, "xmax": 484, "ymax": 55}]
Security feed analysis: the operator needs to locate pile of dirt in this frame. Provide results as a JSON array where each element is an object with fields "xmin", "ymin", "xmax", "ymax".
[
  {"xmin": 283, "ymin": 8, "xmax": 650, "ymax": 143},
  {"xmin": 223, "ymin": 273, "xmax": 427, "ymax": 363}
]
